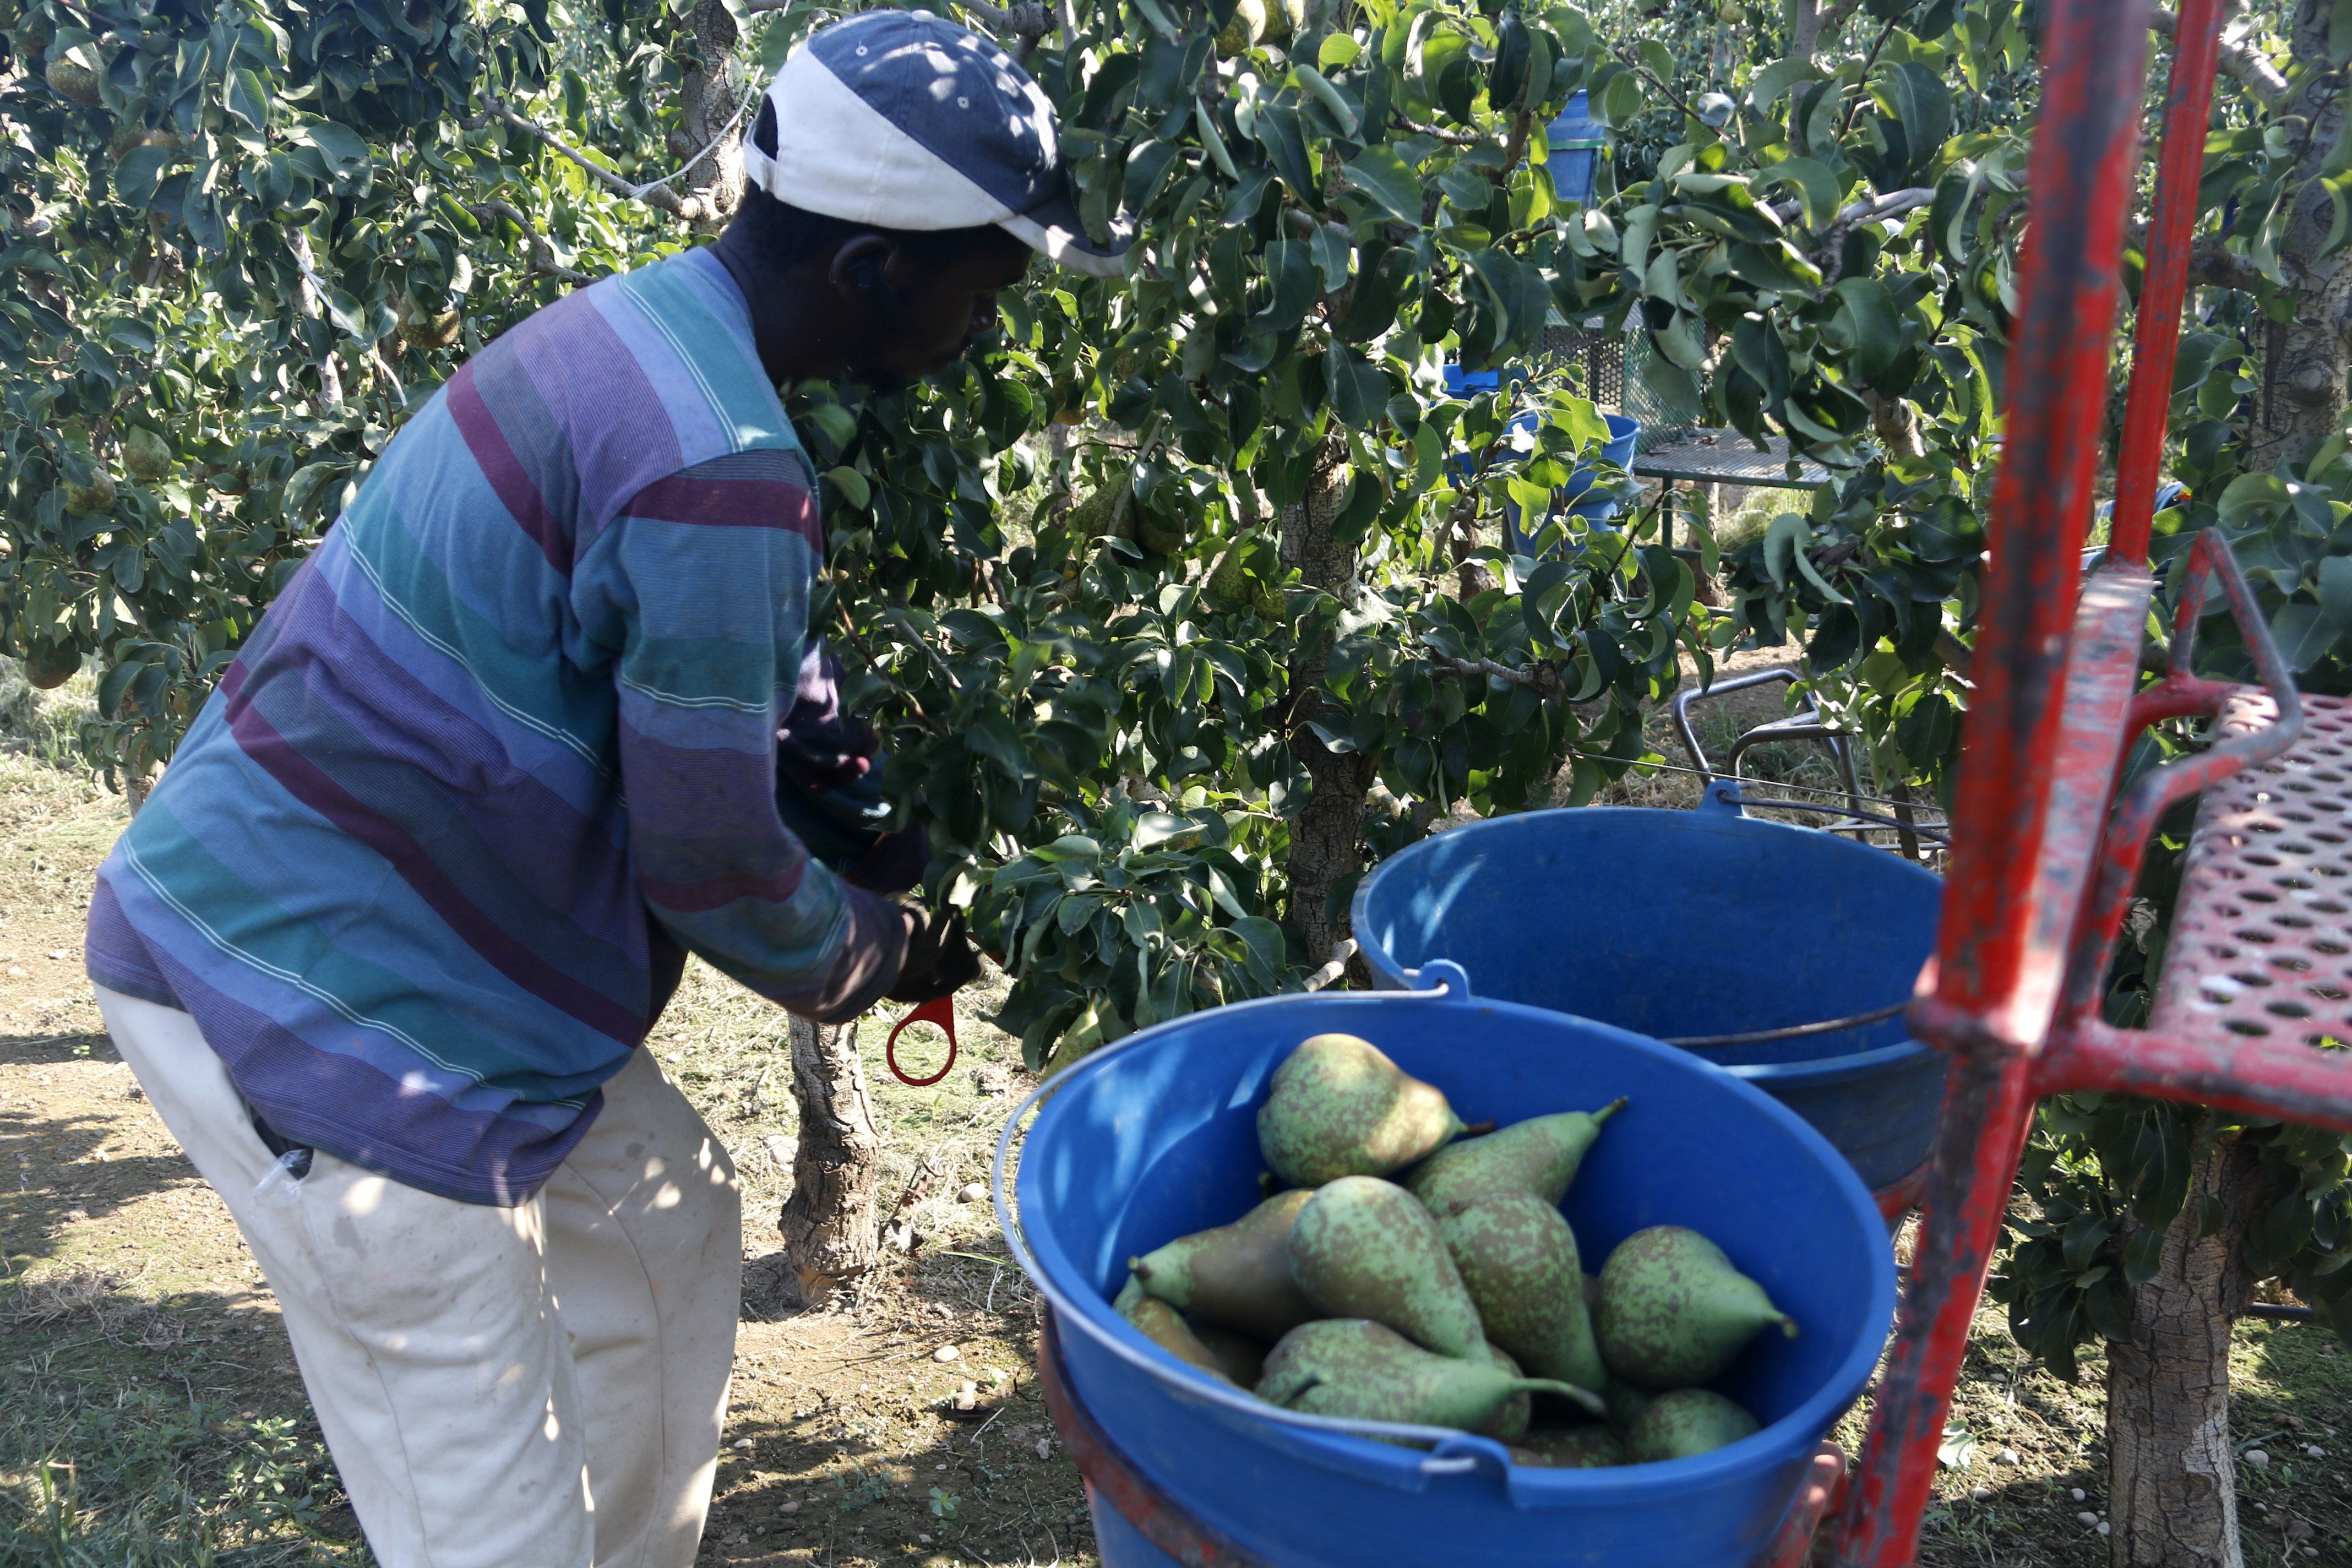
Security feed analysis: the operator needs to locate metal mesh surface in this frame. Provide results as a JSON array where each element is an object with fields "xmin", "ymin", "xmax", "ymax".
[
  {"xmin": 1536, "ymin": 321, "xmax": 1624, "ymax": 410},
  {"xmin": 2154, "ymin": 691, "xmax": 2352, "ymax": 1055}
]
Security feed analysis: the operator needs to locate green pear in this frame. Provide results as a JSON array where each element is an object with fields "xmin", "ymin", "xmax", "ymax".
[
  {"xmin": 1256, "ymin": 1320, "xmax": 1603, "ymax": 1429},
  {"xmin": 1288, "ymin": 1175, "xmax": 1483, "ymax": 1359},
  {"xmin": 1215, "ymin": 0, "xmax": 1266, "ymax": 51},
  {"xmin": 1596, "ymin": 1226, "xmax": 1798, "ymax": 1390},
  {"xmin": 1129, "ymin": 1189, "xmax": 1319, "ymax": 1342},
  {"xmin": 1603, "ymin": 1377, "xmax": 1653, "ymax": 1434},
  {"xmin": 122, "ymin": 427, "xmax": 172, "ymax": 482},
  {"xmin": 1112, "ymin": 1272, "xmax": 1148, "ymax": 1314},
  {"xmin": 1513, "ymin": 1424, "xmax": 1627, "ymax": 1468},
  {"xmin": 1478, "ymin": 1343, "xmax": 1533, "ymax": 1444},
  {"xmin": 1403, "ymin": 1099, "xmax": 1626, "ymax": 1216},
  {"xmin": 1258, "ymin": 1033, "xmax": 1464, "ymax": 1186},
  {"xmin": 1432, "ymin": 1189, "xmax": 1605, "ymax": 1391},
  {"xmin": 1118, "ymin": 1293, "xmax": 1236, "ymax": 1385},
  {"xmin": 1626, "ymin": 1389, "xmax": 1761, "ymax": 1462},
  {"xmin": 1188, "ymin": 1319, "xmax": 1270, "ymax": 1387},
  {"xmin": 45, "ymin": 57, "xmax": 102, "ymax": 107},
  {"xmin": 62, "ymin": 469, "xmax": 116, "ymax": 515}
]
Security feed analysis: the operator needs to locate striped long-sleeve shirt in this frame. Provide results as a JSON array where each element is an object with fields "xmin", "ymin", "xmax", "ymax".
[{"xmin": 84, "ymin": 247, "xmax": 906, "ymax": 1205}]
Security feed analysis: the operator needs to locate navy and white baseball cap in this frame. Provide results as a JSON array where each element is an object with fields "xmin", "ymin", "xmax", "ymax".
[{"xmin": 744, "ymin": 9, "xmax": 1130, "ymax": 278}]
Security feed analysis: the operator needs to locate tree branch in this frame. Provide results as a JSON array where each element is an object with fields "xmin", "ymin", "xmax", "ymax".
[
  {"xmin": 1423, "ymin": 643, "xmax": 1567, "ymax": 701},
  {"xmin": 477, "ymin": 88, "xmax": 689, "ymax": 216},
  {"xmin": 2186, "ymin": 234, "xmax": 2266, "ymax": 291},
  {"xmin": 1392, "ymin": 113, "xmax": 1482, "ymax": 148},
  {"xmin": 2150, "ymin": 1, "xmax": 2290, "ymax": 104},
  {"xmin": 286, "ymin": 231, "xmax": 344, "ymax": 412},
  {"xmin": 832, "ymin": 601, "xmax": 951, "ymax": 738},
  {"xmin": 1605, "ymin": 43, "xmax": 1706, "ymax": 126},
  {"xmin": 469, "ymin": 200, "xmax": 594, "ymax": 285}
]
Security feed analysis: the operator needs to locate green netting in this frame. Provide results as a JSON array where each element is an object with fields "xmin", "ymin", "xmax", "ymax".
[{"xmin": 1622, "ymin": 329, "xmax": 1703, "ymax": 453}]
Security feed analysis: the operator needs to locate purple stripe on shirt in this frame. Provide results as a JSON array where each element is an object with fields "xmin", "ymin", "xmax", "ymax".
[
  {"xmin": 255, "ymin": 565, "xmax": 645, "ymax": 957},
  {"xmin": 221, "ymin": 663, "xmax": 652, "ymax": 1042},
  {"xmin": 447, "ymin": 361, "xmax": 570, "ymax": 575},
  {"xmin": 516, "ymin": 296, "xmax": 687, "ymax": 538},
  {"xmin": 624, "ymin": 474, "xmax": 821, "ymax": 542},
  {"xmin": 115, "ymin": 899, "xmax": 604, "ymax": 1206}
]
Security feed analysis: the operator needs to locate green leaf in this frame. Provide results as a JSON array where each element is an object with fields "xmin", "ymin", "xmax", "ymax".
[
  {"xmin": 1876, "ymin": 63, "xmax": 1952, "ymax": 170},
  {"xmin": 2321, "ymin": 556, "xmax": 2352, "ymax": 628},
  {"xmin": 1747, "ymin": 55, "xmax": 1815, "ymax": 110},
  {"xmin": 1255, "ymin": 240, "xmax": 1320, "ymax": 331},
  {"xmin": 113, "ymin": 144, "xmax": 175, "ymax": 207},
  {"xmin": 1254, "ymin": 104, "xmax": 1320, "ymax": 209},
  {"xmin": 1598, "ymin": 69, "xmax": 1644, "ymax": 129},
  {"xmin": 2217, "ymin": 472, "xmax": 2290, "ymax": 525},
  {"xmin": 1340, "ymin": 146, "xmax": 1424, "ymax": 227},
  {"xmin": 1326, "ymin": 342, "xmax": 1390, "ymax": 428},
  {"xmin": 2272, "ymin": 603, "xmax": 2341, "ymax": 672},
  {"xmin": 806, "ymin": 401, "xmax": 859, "ymax": 449},
  {"xmin": 302, "ymin": 122, "xmax": 369, "ymax": 175},
  {"xmin": 1763, "ymin": 511, "xmax": 1804, "ymax": 591},
  {"xmin": 1832, "ymin": 276, "xmax": 1903, "ymax": 386},
  {"xmin": 227, "ymin": 67, "xmax": 271, "ymax": 130},
  {"xmin": 1755, "ymin": 157, "xmax": 1841, "ymax": 231},
  {"xmin": 824, "ymin": 466, "xmax": 872, "ymax": 508}
]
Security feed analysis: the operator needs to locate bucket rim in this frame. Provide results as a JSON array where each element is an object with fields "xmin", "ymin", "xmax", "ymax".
[
  {"xmin": 992, "ymin": 968, "xmax": 1899, "ymax": 1504},
  {"xmin": 1721, "ymin": 1033, "xmax": 1937, "ymax": 1084}
]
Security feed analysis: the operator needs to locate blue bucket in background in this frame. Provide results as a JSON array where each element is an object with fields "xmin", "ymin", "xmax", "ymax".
[
  {"xmin": 998, "ymin": 975, "xmax": 1899, "ymax": 1568},
  {"xmin": 1547, "ymin": 90, "xmax": 1608, "ymax": 206},
  {"xmin": 1351, "ymin": 799, "xmax": 1948, "ymax": 1199},
  {"xmin": 1505, "ymin": 410, "xmax": 1643, "ymax": 551}
]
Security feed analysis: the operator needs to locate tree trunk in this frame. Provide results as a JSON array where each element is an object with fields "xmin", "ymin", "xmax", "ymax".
[
  {"xmin": 672, "ymin": 0, "xmax": 747, "ymax": 232},
  {"xmin": 2241, "ymin": 0, "xmax": 2351, "ymax": 472},
  {"xmin": 1282, "ymin": 438, "xmax": 1377, "ymax": 969},
  {"xmin": 777, "ymin": 1015, "xmax": 884, "ymax": 1304},
  {"xmin": 2107, "ymin": 1139, "xmax": 2264, "ymax": 1568}
]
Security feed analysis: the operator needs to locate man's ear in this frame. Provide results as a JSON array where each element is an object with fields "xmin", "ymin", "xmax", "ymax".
[{"xmin": 830, "ymin": 233, "xmax": 901, "ymax": 312}]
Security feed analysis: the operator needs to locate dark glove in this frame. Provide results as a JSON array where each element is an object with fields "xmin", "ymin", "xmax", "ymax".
[{"xmin": 886, "ymin": 905, "xmax": 981, "ymax": 1004}]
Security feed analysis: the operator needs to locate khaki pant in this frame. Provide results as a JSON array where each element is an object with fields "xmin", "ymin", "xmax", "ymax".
[{"xmin": 95, "ymin": 988, "xmax": 742, "ymax": 1568}]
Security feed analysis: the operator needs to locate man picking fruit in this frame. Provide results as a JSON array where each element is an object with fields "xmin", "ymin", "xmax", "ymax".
[{"xmin": 79, "ymin": 13, "xmax": 1124, "ymax": 1567}]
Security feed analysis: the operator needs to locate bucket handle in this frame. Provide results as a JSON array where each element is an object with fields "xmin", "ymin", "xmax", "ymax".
[
  {"xmin": 1398, "ymin": 958, "xmax": 1474, "ymax": 1000},
  {"xmin": 989, "ymin": 987, "xmax": 1509, "ymax": 1476}
]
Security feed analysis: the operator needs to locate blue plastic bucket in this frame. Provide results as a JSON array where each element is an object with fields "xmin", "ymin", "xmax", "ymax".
[
  {"xmin": 1351, "ymin": 799, "xmax": 1948, "ymax": 1195},
  {"xmin": 1547, "ymin": 90, "xmax": 1608, "ymax": 206},
  {"xmin": 1505, "ymin": 411, "xmax": 1643, "ymax": 551},
  {"xmin": 997, "ymin": 971, "xmax": 1898, "ymax": 1568}
]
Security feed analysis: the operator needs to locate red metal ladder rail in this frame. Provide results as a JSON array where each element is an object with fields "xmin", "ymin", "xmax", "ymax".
[{"xmin": 1814, "ymin": 0, "xmax": 2352, "ymax": 1558}]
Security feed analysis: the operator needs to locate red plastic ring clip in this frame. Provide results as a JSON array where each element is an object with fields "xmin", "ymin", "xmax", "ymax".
[{"xmin": 884, "ymin": 994, "xmax": 959, "ymax": 1087}]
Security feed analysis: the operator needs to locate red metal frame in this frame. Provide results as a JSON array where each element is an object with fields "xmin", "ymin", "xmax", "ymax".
[{"xmin": 1830, "ymin": 0, "xmax": 2352, "ymax": 1561}]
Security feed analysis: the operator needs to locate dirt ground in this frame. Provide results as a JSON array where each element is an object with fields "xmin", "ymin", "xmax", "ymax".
[{"xmin": 1, "ymin": 693, "xmax": 2346, "ymax": 1567}]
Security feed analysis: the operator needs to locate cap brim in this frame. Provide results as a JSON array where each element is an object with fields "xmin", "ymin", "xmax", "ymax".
[{"xmin": 999, "ymin": 186, "xmax": 1131, "ymax": 279}]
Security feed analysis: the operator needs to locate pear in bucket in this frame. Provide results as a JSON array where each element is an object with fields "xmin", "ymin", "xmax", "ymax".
[
  {"xmin": 1257, "ymin": 1033, "xmax": 1464, "ymax": 1186},
  {"xmin": 1626, "ymin": 1389, "xmax": 1761, "ymax": 1462},
  {"xmin": 1513, "ymin": 1424, "xmax": 1628, "ymax": 1468},
  {"xmin": 1433, "ymin": 1189, "xmax": 1606, "ymax": 1392},
  {"xmin": 1287, "ymin": 1175, "xmax": 1484, "ymax": 1359},
  {"xmin": 1129, "ymin": 1189, "xmax": 1319, "ymax": 1343},
  {"xmin": 1117, "ymin": 1293, "xmax": 1237, "ymax": 1385},
  {"xmin": 1256, "ymin": 1320, "xmax": 1603, "ymax": 1430},
  {"xmin": 1596, "ymin": 1226, "xmax": 1798, "ymax": 1390},
  {"xmin": 1188, "ymin": 1319, "xmax": 1270, "ymax": 1387},
  {"xmin": 1404, "ymin": 1099, "xmax": 1626, "ymax": 1215}
]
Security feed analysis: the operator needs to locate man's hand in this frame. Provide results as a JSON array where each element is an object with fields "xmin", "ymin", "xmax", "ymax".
[{"xmin": 887, "ymin": 905, "xmax": 981, "ymax": 1003}]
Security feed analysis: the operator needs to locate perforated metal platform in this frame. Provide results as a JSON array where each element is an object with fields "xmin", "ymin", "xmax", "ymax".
[{"xmin": 2151, "ymin": 690, "xmax": 2352, "ymax": 1069}]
